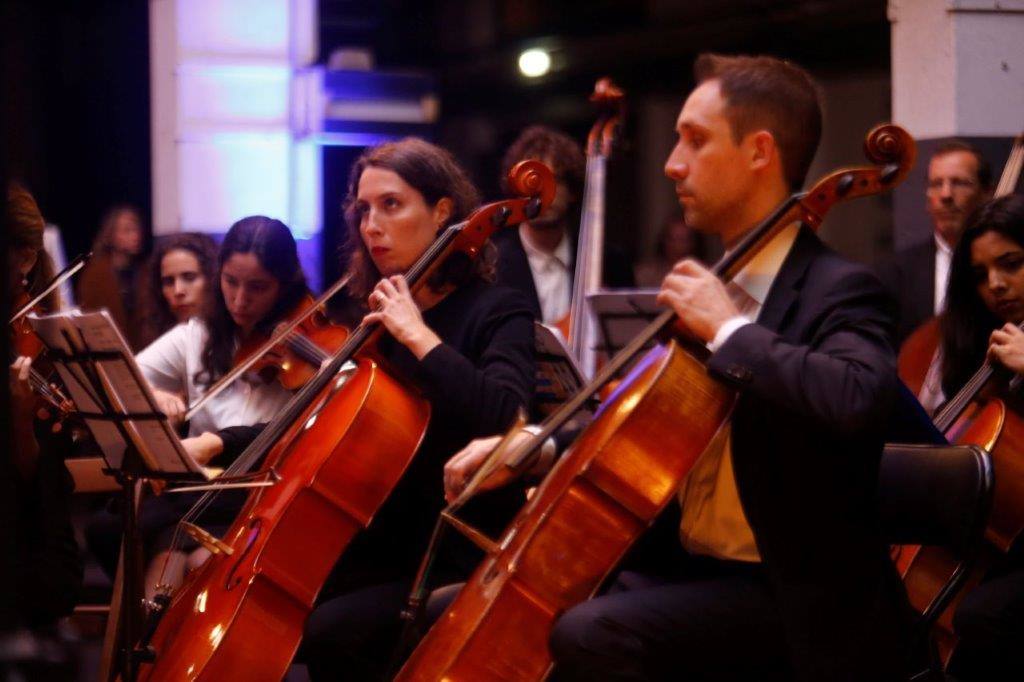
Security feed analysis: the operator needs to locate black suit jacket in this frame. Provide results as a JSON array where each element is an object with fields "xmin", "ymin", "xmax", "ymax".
[
  {"xmin": 491, "ymin": 227, "xmax": 635, "ymax": 321},
  {"xmin": 875, "ymin": 239, "xmax": 936, "ymax": 345},
  {"xmin": 707, "ymin": 227, "xmax": 913, "ymax": 681}
]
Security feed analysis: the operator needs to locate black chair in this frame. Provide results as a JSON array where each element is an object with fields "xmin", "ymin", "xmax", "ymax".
[{"xmin": 876, "ymin": 443, "xmax": 994, "ymax": 681}]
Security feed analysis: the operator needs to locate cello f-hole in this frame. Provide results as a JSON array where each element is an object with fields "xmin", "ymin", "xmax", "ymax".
[{"xmin": 225, "ymin": 519, "xmax": 262, "ymax": 591}]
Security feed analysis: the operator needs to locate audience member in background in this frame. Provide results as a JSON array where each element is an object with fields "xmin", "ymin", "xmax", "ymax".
[
  {"xmin": 635, "ymin": 215, "xmax": 704, "ymax": 287},
  {"xmin": 78, "ymin": 204, "xmax": 146, "ymax": 349},
  {"xmin": 876, "ymin": 140, "xmax": 992, "ymax": 344},
  {"xmin": 136, "ymin": 232, "xmax": 218, "ymax": 349}
]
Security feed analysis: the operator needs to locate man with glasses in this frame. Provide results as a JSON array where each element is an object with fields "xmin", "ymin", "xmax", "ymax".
[{"xmin": 878, "ymin": 140, "xmax": 992, "ymax": 343}]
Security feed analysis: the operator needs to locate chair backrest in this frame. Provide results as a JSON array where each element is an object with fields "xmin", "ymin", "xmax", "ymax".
[{"xmin": 877, "ymin": 443, "xmax": 993, "ymax": 557}]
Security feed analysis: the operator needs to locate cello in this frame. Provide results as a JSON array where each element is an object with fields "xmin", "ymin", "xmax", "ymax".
[
  {"xmin": 396, "ymin": 124, "xmax": 916, "ymax": 681},
  {"xmin": 131, "ymin": 160, "xmax": 555, "ymax": 682},
  {"xmin": 896, "ymin": 334, "xmax": 1024, "ymax": 661}
]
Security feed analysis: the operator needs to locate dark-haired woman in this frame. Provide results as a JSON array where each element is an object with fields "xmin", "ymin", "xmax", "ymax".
[
  {"xmin": 5, "ymin": 182, "xmax": 82, "ymax": 631},
  {"xmin": 136, "ymin": 232, "xmax": 218, "ymax": 349},
  {"xmin": 300, "ymin": 138, "xmax": 536, "ymax": 680},
  {"xmin": 925, "ymin": 194, "xmax": 1024, "ymax": 681},
  {"xmin": 86, "ymin": 216, "xmax": 308, "ymax": 597}
]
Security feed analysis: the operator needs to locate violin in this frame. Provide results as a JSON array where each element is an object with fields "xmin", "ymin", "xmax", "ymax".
[
  {"xmin": 396, "ymin": 124, "xmax": 916, "ymax": 682},
  {"xmin": 233, "ymin": 293, "xmax": 349, "ymax": 389},
  {"xmin": 133, "ymin": 160, "xmax": 556, "ymax": 682},
  {"xmin": 9, "ymin": 252, "xmax": 92, "ymax": 421},
  {"xmin": 10, "ymin": 291, "xmax": 75, "ymax": 422},
  {"xmin": 183, "ymin": 274, "xmax": 353, "ymax": 421}
]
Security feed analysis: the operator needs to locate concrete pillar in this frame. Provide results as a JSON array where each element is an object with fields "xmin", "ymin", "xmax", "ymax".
[{"xmin": 889, "ymin": 0, "xmax": 1024, "ymax": 249}]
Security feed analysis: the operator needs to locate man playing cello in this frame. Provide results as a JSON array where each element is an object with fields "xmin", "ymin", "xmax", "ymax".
[{"xmin": 446, "ymin": 53, "xmax": 913, "ymax": 680}]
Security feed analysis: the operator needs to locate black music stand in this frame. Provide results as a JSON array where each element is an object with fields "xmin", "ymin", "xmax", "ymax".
[
  {"xmin": 28, "ymin": 312, "xmax": 207, "ymax": 682},
  {"xmin": 587, "ymin": 289, "xmax": 664, "ymax": 360}
]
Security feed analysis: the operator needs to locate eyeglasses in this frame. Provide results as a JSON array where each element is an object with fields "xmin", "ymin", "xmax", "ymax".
[{"xmin": 926, "ymin": 177, "xmax": 979, "ymax": 193}]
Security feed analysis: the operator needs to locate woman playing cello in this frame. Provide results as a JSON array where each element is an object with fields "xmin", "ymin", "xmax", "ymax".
[
  {"xmin": 930, "ymin": 194, "xmax": 1024, "ymax": 680},
  {"xmin": 299, "ymin": 137, "xmax": 536, "ymax": 680}
]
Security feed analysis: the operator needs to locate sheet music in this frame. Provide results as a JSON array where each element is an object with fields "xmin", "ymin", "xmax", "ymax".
[
  {"xmin": 534, "ymin": 322, "xmax": 588, "ymax": 417},
  {"xmin": 28, "ymin": 309, "xmax": 207, "ymax": 476},
  {"xmin": 31, "ymin": 310, "xmax": 128, "ymax": 467}
]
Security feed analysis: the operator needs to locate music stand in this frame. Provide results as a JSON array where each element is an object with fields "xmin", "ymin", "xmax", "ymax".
[
  {"xmin": 28, "ymin": 311, "xmax": 208, "ymax": 682},
  {"xmin": 587, "ymin": 289, "xmax": 664, "ymax": 361}
]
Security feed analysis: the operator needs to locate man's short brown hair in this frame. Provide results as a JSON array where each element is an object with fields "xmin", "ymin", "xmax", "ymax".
[
  {"xmin": 694, "ymin": 53, "xmax": 823, "ymax": 191},
  {"xmin": 931, "ymin": 139, "xmax": 992, "ymax": 190}
]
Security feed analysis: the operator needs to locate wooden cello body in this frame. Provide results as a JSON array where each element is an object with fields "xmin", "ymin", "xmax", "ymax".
[
  {"xmin": 134, "ymin": 161, "xmax": 557, "ymax": 681},
  {"xmin": 139, "ymin": 360, "xmax": 429, "ymax": 682},
  {"xmin": 897, "ymin": 317, "xmax": 940, "ymax": 398},
  {"xmin": 399, "ymin": 341, "xmax": 732, "ymax": 681},
  {"xmin": 898, "ymin": 397, "xmax": 1024, "ymax": 661},
  {"xmin": 398, "ymin": 125, "xmax": 916, "ymax": 681}
]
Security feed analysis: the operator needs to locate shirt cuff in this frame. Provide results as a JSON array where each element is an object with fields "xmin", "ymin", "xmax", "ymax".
[{"xmin": 708, "ymin": 316, "xmax": 752, "ymax": 353}]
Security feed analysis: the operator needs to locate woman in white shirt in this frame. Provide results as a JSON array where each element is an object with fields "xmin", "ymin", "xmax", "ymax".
[{"xmin": 87, "ymin": 215, "xmax": 313, "ymax": 597}]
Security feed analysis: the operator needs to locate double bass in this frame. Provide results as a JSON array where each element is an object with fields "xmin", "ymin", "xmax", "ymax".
[
  {"xmin": 558, "ymin": 78, "xmax": 625, "ymax": 378},
  {"xmin": 133, "ymin": 161, "xmax": 555, "ymax": 681},
  {"xmin": 397, "ymin": 124, "xmax": 916, "ymax": 681}
]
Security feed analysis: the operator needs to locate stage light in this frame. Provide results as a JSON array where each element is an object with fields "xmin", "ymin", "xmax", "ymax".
[{"xmin": 518, "ymin": 48, "xmax": 551, "ymax": 78}]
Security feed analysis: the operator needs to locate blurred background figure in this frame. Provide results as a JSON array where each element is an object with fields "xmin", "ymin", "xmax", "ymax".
[
  {"xmin": 136, "ymin": 233, "xmax": 218, "ymax": 350},
  {"xmin": 634, "ymin": 215, "xmax": 704, "ymax": 287},
  {"xmin": 77, "ymin": 204, "xmax": 146, "ymax": 349}
]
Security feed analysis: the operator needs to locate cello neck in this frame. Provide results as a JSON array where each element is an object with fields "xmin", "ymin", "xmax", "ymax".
[{"xmin": 932, "ymin": 317, "xmax": 1024, "ymax": 433}]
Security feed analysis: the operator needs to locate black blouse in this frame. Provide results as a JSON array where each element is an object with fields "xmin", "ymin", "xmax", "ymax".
[{"xmin": 325, "ymin": 280, "xmax": 535, "ymax": 589}]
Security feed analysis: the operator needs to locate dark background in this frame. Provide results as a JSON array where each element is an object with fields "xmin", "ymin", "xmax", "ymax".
[{"xmin": 4, "ymin": 0, "xmax": 891, "ymax": 270}]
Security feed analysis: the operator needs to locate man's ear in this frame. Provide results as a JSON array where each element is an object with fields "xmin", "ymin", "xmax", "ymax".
[
  {"xmin": 748, "ymin": 130, "xmax": 775, "ymax": 172},
  {"xmin": 434, "ymin": 197, "xmax": 453, "ymax": 228}
]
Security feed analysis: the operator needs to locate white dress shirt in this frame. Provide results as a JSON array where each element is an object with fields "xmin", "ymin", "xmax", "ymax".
[
  {"xmin": 934, "ymin": 235, "xmax": 953, "ymax": 315},
  {"xmin": 136, "ymin": 318, "xmax": 293, "ymax": 437},
  {"xmin": 520, "ymin": 229, "xmax": 572, "ymax": 325}
]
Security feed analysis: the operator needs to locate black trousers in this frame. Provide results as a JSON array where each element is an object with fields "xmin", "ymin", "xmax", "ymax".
[
  {"xmin": 948, "ymin": 550, "xmax": 1024, "ymax": 682},
  {"xmin": 301, "ymin": 580, "xmax": 460, "ymax": 681},
  {"xmin": 548, "ymin": 558, "xmax": 794, "ymax": 682}
]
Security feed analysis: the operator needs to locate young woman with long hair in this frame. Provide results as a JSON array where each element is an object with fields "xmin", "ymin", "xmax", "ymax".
[
  {"xmin": 299, "ymin": 137, "xmax": 536, "ymax": 680},
  {"xmin": 135, "ymin": 232, "xmax": 218, "ymax": 349}
]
